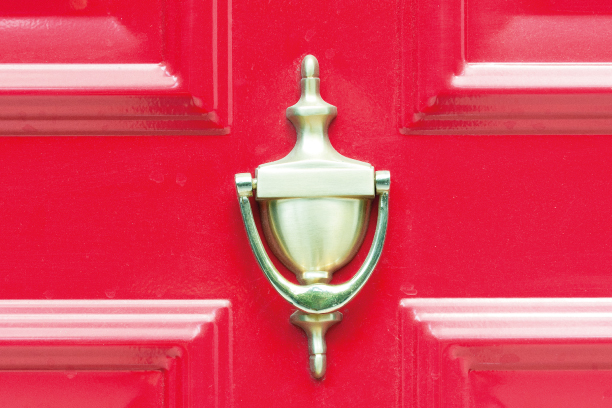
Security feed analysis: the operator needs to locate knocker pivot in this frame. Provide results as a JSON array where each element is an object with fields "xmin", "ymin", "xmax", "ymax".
[{"xmin": 235, "ymin": 55, "xmax": 390, "ymax": 379}]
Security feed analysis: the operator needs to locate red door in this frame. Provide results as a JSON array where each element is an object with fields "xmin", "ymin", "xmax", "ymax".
[{"xmin": 2, "ymin": 0, "xmax": 612, "ymax": 407}]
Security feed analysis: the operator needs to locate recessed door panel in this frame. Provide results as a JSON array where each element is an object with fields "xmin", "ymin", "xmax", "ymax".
[
  {"xmin": 401, "ymin": 0, "xmax": 612, "ymax": 134},
  {"xmin": 401, "ymin": 299, "xmax": 612, "ymax": 408},
  {"xmin": 0, "ymin": 0, "xmax": 231, "ymax": 135},
  {"xmin": 0, "ymin": 300, "xmax": 232, "ymax": 408}
]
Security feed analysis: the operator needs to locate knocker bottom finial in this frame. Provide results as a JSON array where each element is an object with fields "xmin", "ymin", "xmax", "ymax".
[{"xmin": 290, "ymin": 311, "xmax": 342, "ymax": 379}]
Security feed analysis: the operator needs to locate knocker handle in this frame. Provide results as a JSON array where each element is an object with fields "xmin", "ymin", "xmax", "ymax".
[{"xmin": 236, "ymin": 171, "xmax": 390, "ymax": 314}]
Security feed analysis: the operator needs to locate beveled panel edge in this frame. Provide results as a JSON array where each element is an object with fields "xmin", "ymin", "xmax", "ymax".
[
  {"xmin": 401, "ymin": 298, "xmax": 612, "ymax": 339},
  {"xmin": 0, "ymin": 299, "xmax": 230, "ymax": 341},
  {"xmin": 0, "ymin": 64, "xmax": 178, "ymax": 89}
]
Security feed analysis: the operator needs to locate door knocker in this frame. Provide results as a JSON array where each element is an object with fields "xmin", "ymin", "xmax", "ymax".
[{"xmin": 235, "ymin": 55, "xmax": 390, "ymax": 378}]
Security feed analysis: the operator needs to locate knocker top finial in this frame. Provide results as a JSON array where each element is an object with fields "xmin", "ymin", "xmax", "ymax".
[
  {"xmin": 259, "ymin": 55, "xmax": 373, "ymax": 199},
  {"xmin": 301, "ymin": 54, "xmax": 319, "ymax": 78},
  {"xmin": 286, "ymin": 54, "xmax": 336, "ymax": 124}
]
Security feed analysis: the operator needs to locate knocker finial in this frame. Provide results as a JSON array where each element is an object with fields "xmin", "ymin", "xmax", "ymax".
[{"xmin": 301, "ymin": 54, "xmax": 319, "ymax": 78}]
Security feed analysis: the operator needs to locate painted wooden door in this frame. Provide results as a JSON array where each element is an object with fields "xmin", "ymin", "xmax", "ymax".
[{"xmin": 1, "ymin": 0, "xmax": 612, "ymax": 407}]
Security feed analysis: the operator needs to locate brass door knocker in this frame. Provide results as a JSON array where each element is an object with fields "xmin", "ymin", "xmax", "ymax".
[{"xmin": 235, "ymin": 55, "xmax": 390, "ymax": 378}]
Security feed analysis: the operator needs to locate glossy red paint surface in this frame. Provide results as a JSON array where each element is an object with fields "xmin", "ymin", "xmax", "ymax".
[
  {"xmin": 1, "ymin": 0, "xmax": 612, "ymax": 407},
  {"xmin": 0, "ymin": 371, "xmax": 165, "ymax": 408}
]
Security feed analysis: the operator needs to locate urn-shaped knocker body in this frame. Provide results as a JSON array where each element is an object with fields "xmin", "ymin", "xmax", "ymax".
[{"xmin": 235, "ymin": 55, "xmax": 390, "ymax": 379}]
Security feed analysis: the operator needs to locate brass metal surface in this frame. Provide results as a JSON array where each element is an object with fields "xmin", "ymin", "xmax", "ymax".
[
  {"xmin": 290, "ymin": 311, "xmax": 342, "ymax": 379},
  {"xmin": 261, "ymin": 197, "xmax": 371, "ymax": 284}
]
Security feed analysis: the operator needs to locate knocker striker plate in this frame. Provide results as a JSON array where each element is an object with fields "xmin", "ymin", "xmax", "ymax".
[{"xmin": 235, "ymin": 55, "xmax": 390, "ymax": 379}]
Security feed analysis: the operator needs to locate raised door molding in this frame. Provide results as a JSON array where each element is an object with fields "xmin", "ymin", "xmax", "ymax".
[
  {"xmin": 0, "ymin": 0, "xmax": 231, "ymax": 135},
  {"xmin": 400, "ymin": 0, "xmax": 612, "ymax": 134},
  {"xmin": 0, "ymin": 300, "xmax": 231, "ymax": 408},
  {"xmin": 401, "ymin": 298, "xmax": 612, "ymax": 408}
]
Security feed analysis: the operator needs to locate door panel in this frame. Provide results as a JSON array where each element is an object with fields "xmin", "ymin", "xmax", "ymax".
[
  {"xmin": 402, "ymin": 0, "xmax": 612, "ymax": 134},
  {"xmin": 1, "ymin": 0, "xmax": 612, "ymax": 407},
  {"xmin": 402, "ymin": 299, "xmax": 612, "ymax": 408},
  {"xmin": 0, "ymin": 300, "xmax": 231, "ymax": 408},
  {"xmin": 0, "ymin": 0, "xmax": 230, "ymax": 135}
]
